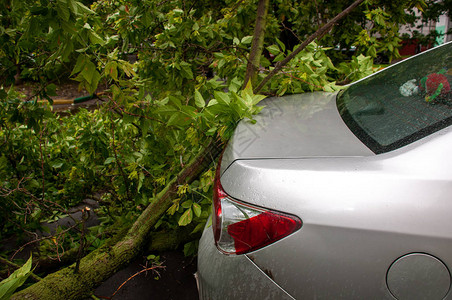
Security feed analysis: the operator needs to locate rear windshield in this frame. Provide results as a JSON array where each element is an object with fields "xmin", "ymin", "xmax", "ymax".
[{"xmin": 337, "ymin": 42, "xmax": 452, "ymax": 154}]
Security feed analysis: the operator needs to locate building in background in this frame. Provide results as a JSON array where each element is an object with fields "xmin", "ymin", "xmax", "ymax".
[
  {"xmin": 436, "ymin": 13, "xmax": 452, "ymax": 44},
  {"xmin": 399, "ymin": 2, "xmax": 451, "ymax": 55}
]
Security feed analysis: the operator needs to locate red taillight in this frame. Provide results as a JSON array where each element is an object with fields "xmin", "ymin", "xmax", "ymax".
[
  {"xmin": 212, "ymin": 164, "xmax": 225, "ymax": 243},
  {"xmin": 212, "ymin": 161, "xmax": 302, "ymax": 255},
  {"xmin": 227, "ymin": 210, "xmax": 301, "ymax": 254}
]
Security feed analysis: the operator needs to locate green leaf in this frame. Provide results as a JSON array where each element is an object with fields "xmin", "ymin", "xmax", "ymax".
[
  {"xmin": 118, "ymin": 60, "xmax": 136, "ymax": 77},
  {"xmin": 71, "ymin": 55, "xmax": 87, "ymax": 76},
  {"xmin": 81, "ymin": 61, "xmax": 97, "ymax": 84},
  {"xmin": 89, "ymin": 31, "xmax": 105, "ymax": 45},
  {"xmin": 167, "ymin": 203, "xmax": 179, "ymax": 215},
  {"xmin": 57, "ymin": 0, "xmax": 70, "ymax": 21},
  {"xmin": 169, "ymin": 95, "xmax": 182, "ymax": 109},
  {"xmin": 180, "ymin": 62, "xmax": 194, "ymax": 80},
  {"xmin": 137, "ymin": 172, "xmax": 145, "ymax": 192},
  {"xmin": 206, "ymin": 99, "xmax": 218, "ymax": 107},
  {"xmin": 206, "ymin": 127, "xmax": 217, "ymax": 136},
  {"xmin": 67, "ymin": 0, "xmax": 78, "ymax": 14},
  {"xmin": 104, "ymin": 157, "xmax": 115, "ymax": 165},
  {"xmin": 192, "ymin": 203, "xmax": 202, "ymax": 217},
  {"xmin": 267, "ymin": 45, "xmax": 281, "ymax": 55},
  {"xmin": 46, "ymin": 84, "xmax": 57, "ymax": 96},
  {"xmin": 167, "ymin": 112, "xmax": 183, "ymax": 126},
  {"xmin": 194, "ymin": 90, "xmax": 205, "ymax": 108},
  {"xmin": 87, "ymin": 69, "xmax": 101, "ymax": 94},
  {"xmin": 183, "ymin": 240, "xmax": 197, "ymax": 256},
  {"xmin": 387, "ymin": 43, "xmax": 393, "ymax": 52},
  {"xmin": 60, "ymin": 39, "xmax": 74, "ymax": 61},
  {"xmin": 0, "ymin": 255, "xmax": 33, "ymax": 299},
  {"xmin": 241, "ymin": 36, "xmax": 253, "ymax": 45},
  {"xmin": 181, "ymin": 200, "xmax": 193, "ymax": 208},
  {"xmin": 181, "ymin": 105, "xmax": 197, "ymax": 119},
  {"xmin": 276, "ymin": 38, "xmax": 286, "ymax": 52},
  {"xmin": 76, "ymin": 2, "xmax": 95, "ymax": 14},
  {"xmin": 105, "ymin": 61, "xmax": 118, "ymax": 81},
  {"xmin": 50, "ymin": 161, "xmax": 64, "ymax": 169},
  {"xmin": 191, "ymin": 222, "xmax": 205, "ymax": 234},
  {"xmin": 178, "ymin": 208, "xmax": 193, "ymax": 226},
  {"xmin": 213, "ymin": 91, "xmax": 230, "ymax": 104},
  {"xmin": 27, "ymin": 179, "xmax": 40, "ymax": 189}
]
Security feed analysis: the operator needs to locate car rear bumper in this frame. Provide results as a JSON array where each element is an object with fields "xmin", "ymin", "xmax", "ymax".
[{"xmin": 197, "ymin": 223, "xmax": 294, "ymax": 300}]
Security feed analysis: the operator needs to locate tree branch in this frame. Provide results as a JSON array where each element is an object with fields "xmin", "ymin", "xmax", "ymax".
[{"xmin": 243, "ymin": 0, "xmax": 270, "ymax": 88}]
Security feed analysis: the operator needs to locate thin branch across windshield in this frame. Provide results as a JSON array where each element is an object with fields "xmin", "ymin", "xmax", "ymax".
[{"xmin": 337, "ymin": 42, "xmax": 452, "ymax": 154}]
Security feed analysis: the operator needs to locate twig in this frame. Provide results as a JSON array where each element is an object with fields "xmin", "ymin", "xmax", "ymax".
[
  {"xmin": 280, "ymin": 21, "xmax": 302, "ymax": 43},
  {"xmin": 74, "ymin": 208, "xmax": 89, "ymax": 273},
  {"xmin": 1, "ymin": 183, "xmax": 80, "ymax": 227},
  {"xmin": 96, "ymin": 265, "xmax": 165, "ymax": 299},
  {"xmin": 110, "ymin": 122, "xmax": 131, "ymax": 201},
  {"xmin": 228, "ymin": 0, "xmax": 246, "ymax": 13},
  {"xmin": 38, "ymin": 129, "xmax": 45, "ymax": 203},
  {"xmin": 9, "ymin": 225, "xmax": 73, "ymax": 261}
]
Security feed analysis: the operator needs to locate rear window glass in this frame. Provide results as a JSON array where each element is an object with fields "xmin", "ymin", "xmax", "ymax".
[{"xmin": 337, "ymin": 42, "xmax": 452, "ymax": 154}]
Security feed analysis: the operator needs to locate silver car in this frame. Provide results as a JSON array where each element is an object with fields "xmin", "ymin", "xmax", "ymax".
[{"xmin": 197, "ymin": 41, "xmax": 452, "ymax": 300}]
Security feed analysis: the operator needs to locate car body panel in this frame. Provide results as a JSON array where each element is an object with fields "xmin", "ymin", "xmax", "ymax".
[
  {"xmin": 217, "ymin": 127, "xmax": 452, "ymax": 299},
  {"xmin": 220, "ymin": 126, "xmax": 452, "ymax": 235},
  {"xmin": 220, "ymin": 92, "xmax": 374, "ymax": 175},
  {"xmin": 197, "ymin": 224, "xmax": 295, "ymax": 300},
  {"xmin": 246, "ymin": 225, "xmax": 452, "ymax": 299}
]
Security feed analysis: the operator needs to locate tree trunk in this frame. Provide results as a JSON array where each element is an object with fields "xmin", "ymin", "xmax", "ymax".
[
  {"xmin": 243, "ymin": 0, "xmax": 270, "ymax": 88},
  {"xmin": 146, "ymin": 223, "xmax": 202, "ymax": 252},
  {"xmin": 12, "ymin": 139, "xmax": 222, "ymax": 300}
]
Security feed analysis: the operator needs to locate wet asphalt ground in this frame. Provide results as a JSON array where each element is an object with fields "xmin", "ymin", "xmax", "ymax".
[{"xmin": 92, "ymin": 251, "xmax": 199, "ymax": 300}]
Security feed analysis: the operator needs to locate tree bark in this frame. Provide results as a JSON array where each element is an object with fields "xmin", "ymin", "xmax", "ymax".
[
  {"xmin": 243, "ymin": 0, "xmax": 270, "ymax": 88},
  {"xmin": 12, "ymin": 139, "xmax": 223, "ymax": 300},
  {"xmin": 254, "ymin": 0, "xmax": 365, "ymax": 94},
  {"xmin": 2, "ymin": 225, "xmax": 199, "ymax": 281},
  {"xmin": 146, "ymin": 223, "xmax": 202, "ymax": 252}
]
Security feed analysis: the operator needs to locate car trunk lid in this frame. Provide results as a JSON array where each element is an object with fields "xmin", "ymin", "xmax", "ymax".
[{"xmin": 221, "ymin": 92, "xmax": 374, "ymax": 174}]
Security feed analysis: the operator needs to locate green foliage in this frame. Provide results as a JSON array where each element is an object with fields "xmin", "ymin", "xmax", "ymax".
[
  {"xmin": 271, "ymin": 0, "xmax": 426, "ymax": 62},
  {"xmin": 337, "ymin": 54, "xmax": 375, "ymax": 83},
  {"xmin": 266, "ymin": 41, "xmax": 339, "ymax": 95},
  {"xmin": 0, "ymin": 255, "xmax": 32, "ymax": 299},
  {"xmin": 0, "ymin": 0, "xmax": 407, "ymax": 269},
  {"xmin": 0, "ymin": 0, "xmax": 103, "ymax": 85}
]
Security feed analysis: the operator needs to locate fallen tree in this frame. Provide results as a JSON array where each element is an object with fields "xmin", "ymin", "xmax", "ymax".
[
  {"xmin": 11, "ymin": 139, "xmax": 222, "ymax": 299},
  {"xmin": 1, "ymin": 223, "xmax": 200, "ymax": 281},
  {"xmin": 10, "ymin": 1, "xmax": 369, "ymax": 298}
]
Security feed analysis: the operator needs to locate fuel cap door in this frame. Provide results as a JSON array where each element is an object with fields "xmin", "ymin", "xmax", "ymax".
[{"xmin": 387, "ymin": 253, "xmax": 451, "ymax": 300}]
